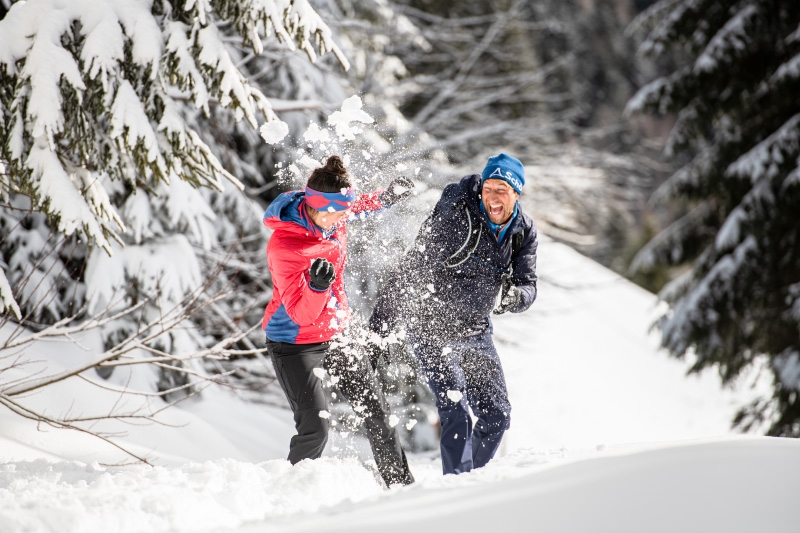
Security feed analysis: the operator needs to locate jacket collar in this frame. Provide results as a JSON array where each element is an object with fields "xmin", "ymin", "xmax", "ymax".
[{"xmin": 263, "ymin": 191, "xmax": 329, "ymax": 238}]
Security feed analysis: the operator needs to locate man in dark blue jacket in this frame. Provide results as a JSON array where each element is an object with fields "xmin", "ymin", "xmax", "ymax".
[{"xmin": 369, "ymin": 153, "xmax": 538, "ymax": 475}]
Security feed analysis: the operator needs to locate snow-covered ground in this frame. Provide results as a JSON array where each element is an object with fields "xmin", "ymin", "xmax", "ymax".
[{"xmin": 1, "ymin": 237, "xmax": 796, "ymax": 533}]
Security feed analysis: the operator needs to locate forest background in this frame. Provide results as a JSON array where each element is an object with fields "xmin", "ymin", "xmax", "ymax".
[{"xmin": 0, "ymin": 0, "xmax": 798, "ymax": 459}]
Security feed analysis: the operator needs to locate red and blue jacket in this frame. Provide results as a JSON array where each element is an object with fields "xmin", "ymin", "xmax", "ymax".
[{"xmin": 262, "ymin": 189, "xmax": 385, "ymax": 344}]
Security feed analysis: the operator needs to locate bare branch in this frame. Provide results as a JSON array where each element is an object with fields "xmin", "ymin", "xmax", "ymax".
[{"xmin": 0, "ymin": 393, "xmax": 153, "ymax": 465}]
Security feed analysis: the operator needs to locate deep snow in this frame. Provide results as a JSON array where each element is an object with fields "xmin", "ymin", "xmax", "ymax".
[{"xmin": 1, "ymin": 236, "xmax": 795, "ymax": 533}]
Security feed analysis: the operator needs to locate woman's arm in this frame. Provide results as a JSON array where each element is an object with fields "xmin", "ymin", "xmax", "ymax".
[
  {"xmin": 268, "ymin": 240, "xmax": 331, "ymax": 326},
  {"xmin": 348, "ymin": 191, "xmax": 386, "ymax": 219},
  {"xmin": 348, "ymin": 178, "xmax": 415, "ymax": 220}
]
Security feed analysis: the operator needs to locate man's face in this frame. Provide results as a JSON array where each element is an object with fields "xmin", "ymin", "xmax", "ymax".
[{"xmin": 481, "ymin": 179, "xmax": 519, "ymax": 225}]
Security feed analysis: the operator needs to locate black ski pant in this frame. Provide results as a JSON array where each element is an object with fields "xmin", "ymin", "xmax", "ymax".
[
  {"xmin": 267, "ymin": 340, "xmax": 330, "ymax": 464},
  {"xmin": 325, "ymin": 339, "xmax": 414, "ymax": 486},
  {"xmin": 267, "ymin": 338, "xmax": 414, "ymax": 486}
]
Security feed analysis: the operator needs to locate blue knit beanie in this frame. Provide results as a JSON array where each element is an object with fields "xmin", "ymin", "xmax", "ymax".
[{"xmin": 481, "ymin": 153, "xmax": 525, "ymax": 194}]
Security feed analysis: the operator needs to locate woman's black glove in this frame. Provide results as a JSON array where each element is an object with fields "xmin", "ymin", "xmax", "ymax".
[
  {"xmin": 380, "ymin": 176, "xmax": 415, "ymax": 206},
  {"xmin": 366, "ymin": 340, "xmax": 390, "ymax": 371},
  {"xmin": 309, "ymin": 258, "xmax": 335, "ymax": 290}
]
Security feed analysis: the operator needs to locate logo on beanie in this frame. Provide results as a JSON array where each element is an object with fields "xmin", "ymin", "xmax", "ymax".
[{"xmin": 489, "ymin": 166, "xmax": 522, "ymax": 192}]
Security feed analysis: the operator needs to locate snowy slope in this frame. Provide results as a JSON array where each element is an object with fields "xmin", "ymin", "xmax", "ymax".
[
  {"xmin": 249, "ymin": 437, "xmax": 799, "ymax": 533},
  {"xmin": 0, "ymin": 236, "xmax": 789, "ymax": 533},
  {"xmin": 495, "ymin": 236, "xmax": 769, "ymax": 453}
]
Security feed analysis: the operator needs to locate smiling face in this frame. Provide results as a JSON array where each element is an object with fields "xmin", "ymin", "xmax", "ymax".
[
  {"xmin": 306, "ymin": 206, "xmax": 348, "ymax": 231},
  {"xmin": 481, "ymin": 179, "xmax": 519, "ymax": 225}
]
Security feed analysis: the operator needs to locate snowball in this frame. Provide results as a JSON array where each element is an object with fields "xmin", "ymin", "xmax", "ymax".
[
  {"xmin": 259, "ymin": 120, "xmax": 289, "ymax": 144},
  {"xmin": 405, "ymin": 419, "xmax": 418, "ymax": 430},
  {"xmin": 312, "ymin": 368, "xmax": 326, "ymax": 379},
  {"xmin": 318, "ymin": 410, "xmax": 331, "ymax": 419},
  {"xmin": 388, "ymin": 415, "xmax": 399, "ymax": 428},
  {"xmin": 297, "ymin": 155, "xmax": 322, "ymax": 171},
  {"xmin": 303, "ymin": 122, "xmax": 330, "ymax": 143},
  {"xmin": 446, "ymin": 390, "xmax": 463, "ymax": 403},
  {"xmin": 327, "ymin": 96, "xmax": 374, "ymax": 140}
]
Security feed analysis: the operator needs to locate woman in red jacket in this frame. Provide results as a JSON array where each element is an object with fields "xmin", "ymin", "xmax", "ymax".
[{"xmin": 263, "ymin": 155, "xmax": 414, "ymax": 486}]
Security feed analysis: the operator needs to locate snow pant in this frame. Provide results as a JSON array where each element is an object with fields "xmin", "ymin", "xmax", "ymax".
[
  {"xmin": 266, "ymin": 340, "xmax": 330, "ymax": 464},
  {"xmin": 266, "ymin": 337, "xmax": 414, "ymax": 487},
  {"xmin": 408, "ymin": 325, "xmax": 511, "ymax": 475}
]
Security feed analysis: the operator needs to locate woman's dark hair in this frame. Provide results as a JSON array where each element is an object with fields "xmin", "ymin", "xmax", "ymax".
[{"xmin": 307, "ymin": 155, "xmax": 351, "ymax": 192}]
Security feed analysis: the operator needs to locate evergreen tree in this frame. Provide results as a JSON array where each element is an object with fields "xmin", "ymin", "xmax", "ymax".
[
  {"xmin": 627, "ymin": 0, "xmax": 800, "ymax": 436},
  {"xmin": 0, "ymin": 0, "xmax": 347, "ymax": 400}
]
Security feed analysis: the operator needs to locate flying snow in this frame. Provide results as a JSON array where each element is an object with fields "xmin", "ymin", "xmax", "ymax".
[
  {"xmin": 260, "ymin": 120, "xmax": 290, "ymax": 144},
  {"xmin": 327, "ymin": 96, "xmax": 374, "ymax": 140},
  {"xmin": 446, "ymin": 390, "xmax": 463, "ymax": 403}
]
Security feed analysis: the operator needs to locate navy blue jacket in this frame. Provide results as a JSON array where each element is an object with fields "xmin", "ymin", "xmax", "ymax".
[{"xmin": 370, "ymin": 174, "xmax": 538, "ymax": 335}]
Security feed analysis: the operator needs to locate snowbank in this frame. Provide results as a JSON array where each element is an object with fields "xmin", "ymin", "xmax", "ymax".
[{"xmin": 0, "ymin": 237, "xmax": 786, "ymax": 533}]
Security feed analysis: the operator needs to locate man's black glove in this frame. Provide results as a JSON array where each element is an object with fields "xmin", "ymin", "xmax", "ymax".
[
  {"xmin": 493, "ymin": 274, "xmax": 522, "ymax": 315},
  {"xmin": 380, "ymin": 176, "xmax": 414, "ymax": 206},
  {"xmin": 309, "ymin": 257, "xmax": 335, "ymax": 291}
]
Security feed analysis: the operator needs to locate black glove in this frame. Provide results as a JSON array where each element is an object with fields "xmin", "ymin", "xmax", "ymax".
[
  {"xmin": 380, "ymin": 176, "xmax": 414, "ymax": 206},
  {"xmin": 366, "ymin": 340, "xmax": 391, "ymax": 371},
  {"xmin": 309, "ymin": 257, "xmax": 335, "ymax": 291},
  {"xmin": 493, "ymin": 275, "xmax": 522, "ymax": 315}
]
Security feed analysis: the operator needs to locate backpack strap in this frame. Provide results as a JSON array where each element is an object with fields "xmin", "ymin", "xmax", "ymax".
[
  {"xmin": 444, "ymin": 203, "xmax": 482, "ymax": 268},
  {"xmin": 511, "ymin": 230, "xmax": 524, "ymax": 258}
]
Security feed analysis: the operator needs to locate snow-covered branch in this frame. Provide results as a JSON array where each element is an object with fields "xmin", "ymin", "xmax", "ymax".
[{"xmin": 0, "ymin": 0, "xmax": 346, "ymax": 260}]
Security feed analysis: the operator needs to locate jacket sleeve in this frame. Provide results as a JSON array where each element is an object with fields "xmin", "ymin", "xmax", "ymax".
[
  {"xmin": 368, "ymin": 187, "xmax": 461, "ymax": 335},
  {"xmin": 408, "ymin": 185, "xmax": 464, "ymax": 267},
  {"xmin": 510, "ymin": 225, "xmax": 538, "ymax": 313},
  {"xmin": 268, "ymin": 240, "xmax": 331, "ymax": 326},
  {"xmin": 348, "ymin": 191, "xmax": 386, "ymax": 220}
]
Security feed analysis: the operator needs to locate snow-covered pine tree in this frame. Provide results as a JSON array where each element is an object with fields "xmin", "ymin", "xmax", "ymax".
[
  {"xmin": 626, "ymin": 0, "xmax": 800, "ymax": 436},
  {"xmin": 0, "ymin": 0, "xmax": 348, "ymax": 399}
]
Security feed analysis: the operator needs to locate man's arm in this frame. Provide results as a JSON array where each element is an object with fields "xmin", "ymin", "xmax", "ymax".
[
  {"xmin": 509, "ymin": 225, "xmax": 538, "ymax": 312},
  {"xmin": 407, "ymin": 184, "xmax": 466, "ymax": 268},
  {"xmin": 368, "ymin": 185, "xmax": 463, "ymax": 334}
]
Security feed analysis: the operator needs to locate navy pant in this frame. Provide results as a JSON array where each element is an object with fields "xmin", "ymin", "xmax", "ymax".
[{"xmin": 409, "ymin": 327, "xmax": 511, "ymax": 474}]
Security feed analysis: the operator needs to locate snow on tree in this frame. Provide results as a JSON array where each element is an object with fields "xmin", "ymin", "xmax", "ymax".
[
  {"xmin": 626, "ymin": 0, "xmax": 800, "ymax": 436},
  {"xmin": 0, "ymin": 0, "xmax": 347, "ymax": 317},
  {"xmin": 0, "ymin": 0, "xmax": 352, "ymax": 442}
]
